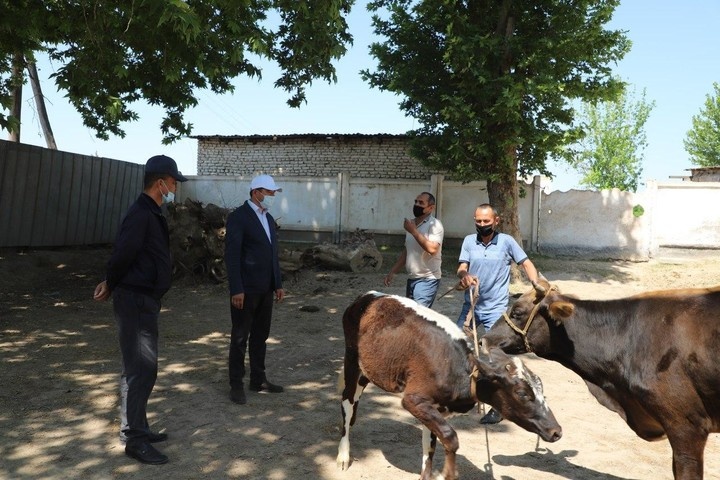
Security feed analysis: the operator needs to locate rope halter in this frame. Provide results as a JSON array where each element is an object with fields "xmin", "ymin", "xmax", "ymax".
[{"xmin": 501, "ymin": 284, "xmax": 557, "ymax": 354}]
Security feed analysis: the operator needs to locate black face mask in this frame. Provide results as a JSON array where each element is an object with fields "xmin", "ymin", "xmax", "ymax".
[
  {"xmin": 413, "ymin": 205, "xmax": 426, "ymax": 218},
  {"xmin": 476, "ymin": 224, "xmax": 494, "ymax": 238}
]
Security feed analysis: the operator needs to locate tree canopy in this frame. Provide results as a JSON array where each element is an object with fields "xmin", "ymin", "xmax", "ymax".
[
  {"xmin": 684, "ymin": 82, "xmax": 720, "ymax": 167},
  {"xmin": 571, "ymin": 87, "xmax": 654, "ymax": 192},
  {"xmin": 363, "ymin": 0, "xmax": 629, "ymax": 240},
  {"xmin": 0, "ymin": 0, "xmax": 353, "ymax": 143}
]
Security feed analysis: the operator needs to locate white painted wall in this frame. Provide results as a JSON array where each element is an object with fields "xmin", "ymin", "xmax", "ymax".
[
  {"xmin": 538, "ymin": 188, "xmax": 652, "ymax": 259},
  {"xmin": 650, "ymin": 181, "xmax": 720, "ymax": 249},
  {"xmin": 178, "ymin": 175, "xmax": 720, "ymax": 259}
]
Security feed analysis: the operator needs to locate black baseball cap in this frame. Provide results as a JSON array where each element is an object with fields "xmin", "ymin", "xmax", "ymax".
[{"xmin": 145, "ymin": 155, "xmax": 188, "ymax": 182}]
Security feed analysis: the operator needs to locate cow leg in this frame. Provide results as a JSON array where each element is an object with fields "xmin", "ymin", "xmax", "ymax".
[
  {"xmin": 402, "ymin": 393, "xmax": 459, "ymax": 480},
  {"xmin": 667, "ymin": 429, "xmax": 707, "ymax": 480},
  {"xmin": 421, "ymin": 426, "xmax": 438, "ymax": 477},
  {"xmin": 337, "ymin": 351, "xmax": 369, "ymax": 471}
]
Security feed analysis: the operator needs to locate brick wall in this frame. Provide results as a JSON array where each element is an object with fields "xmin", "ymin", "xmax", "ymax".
[{"xmin": 194, "ymin": 134, "xmax": 440, "ymax": 179}]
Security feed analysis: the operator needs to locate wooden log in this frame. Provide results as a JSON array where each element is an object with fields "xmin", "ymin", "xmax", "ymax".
[
  {"xmin": 301, "ymin": 242, "xmax": 383, "ymax": 273},
  {"xmin": 166, "ymin": 199, "xmax": 230, "ymax": 282},
  {"xmin": 280, "ymin": 249, "xmax": 304, "ymax": 273}
]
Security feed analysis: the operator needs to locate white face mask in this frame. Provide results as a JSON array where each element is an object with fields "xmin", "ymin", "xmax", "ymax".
[
  {"xmin": 160, "ymin": 179, "xmax": 175, "ymax": 204},
  {"xmin": 260, "ymin": 194, "xmax": 275, "ymax": 209}
]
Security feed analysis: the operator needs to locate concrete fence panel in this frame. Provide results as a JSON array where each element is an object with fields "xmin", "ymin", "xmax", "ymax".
[
  {"xmin": 651, "ymin": 181, "xmax": 720, "ymax": 249},
  {"xmin": 538, "ymin": 187, "xmax": 652, "ymax": 259}
]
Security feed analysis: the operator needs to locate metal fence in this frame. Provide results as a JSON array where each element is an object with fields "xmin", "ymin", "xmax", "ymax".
[{"xmin": 0, "ymin": 140, "xmax": 144, "ymax": 247}]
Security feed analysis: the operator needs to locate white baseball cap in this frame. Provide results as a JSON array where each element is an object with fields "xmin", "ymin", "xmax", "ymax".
[{"xmin": 250, "ymin": 174, "xmax": 282, "ymax": 192}]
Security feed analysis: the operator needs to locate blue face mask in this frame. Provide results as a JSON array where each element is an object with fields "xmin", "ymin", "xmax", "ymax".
[{"xmin": 160, "ymin": 180, "xmax": 175, "ymax": 204}]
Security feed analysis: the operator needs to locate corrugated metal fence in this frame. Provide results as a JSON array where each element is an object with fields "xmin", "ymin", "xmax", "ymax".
[{"xmin": 0, "ymin": 140, "xmax": 144, "ymax": 247}]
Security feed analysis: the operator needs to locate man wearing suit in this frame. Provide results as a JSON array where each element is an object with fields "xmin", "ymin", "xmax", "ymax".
[{"xmin": 225, "ymin": 174, "xmax": 285, "ymax": 405}]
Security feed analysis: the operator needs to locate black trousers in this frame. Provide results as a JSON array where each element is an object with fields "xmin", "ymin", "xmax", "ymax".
[
  {"xmin": 113, "ymin": 287, "xmax": 160, "ymax": 443},
  {"xmin": 229, "ymin": 291, "xmax": 274, "ymax": 388}
]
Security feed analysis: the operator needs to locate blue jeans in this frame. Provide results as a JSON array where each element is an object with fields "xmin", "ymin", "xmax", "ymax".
[
  {"xmin": 456, "ymin": 301, "xmax": 502, "ymax": 334},
  {"xmin": 406, "ymin": 278, "xmax": 440, "ymax": 308}
]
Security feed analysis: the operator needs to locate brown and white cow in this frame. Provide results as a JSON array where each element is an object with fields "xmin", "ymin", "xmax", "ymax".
[
  {"xmin": 337, "ymin": 291, "xmax": 562, "ymax": 480},
  {"xmin": 482, "ymin": 279, "xmax": 720, "ymax": 480}
]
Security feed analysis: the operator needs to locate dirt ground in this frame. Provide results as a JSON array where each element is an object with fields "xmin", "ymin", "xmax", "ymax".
[{"xmin": 1, "ymin": 245, "xmax": 719, "ymax": 480}]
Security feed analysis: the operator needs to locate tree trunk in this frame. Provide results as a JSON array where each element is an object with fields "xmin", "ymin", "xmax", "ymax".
[
  {"xmin": 7, "ymin": 53, "xmax": 23, "ymax": 142},
  {"xmin": 487, "ymin": 145, "xmax": 523, "ymax": 282},
  {"xmin": 487, "ymin": 149, "xmax": 522, "ymax": 246},
  {"xmin": 26, "ymin": 61, "xmax": 57, "ymax": 150}
]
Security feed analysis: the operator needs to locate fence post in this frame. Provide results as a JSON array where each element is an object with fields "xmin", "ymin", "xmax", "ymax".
[
  {"xmin": 337, "ymin": 172, "xmax": 349, "ymax": 243},
  {"xmin": 431, "ymin": 174, "xmax": 444, "ymax": 220},
  {"xmin": 530, "ymin": 175, "xmax": 543, "ymax": 253}
]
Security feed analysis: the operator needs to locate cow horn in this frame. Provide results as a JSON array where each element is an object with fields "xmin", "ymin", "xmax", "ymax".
[{"xmin": 479, "ymin": 337, "xmax": 490, "ymax": 356}]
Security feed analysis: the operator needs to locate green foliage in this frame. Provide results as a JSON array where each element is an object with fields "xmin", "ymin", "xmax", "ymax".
[
  {"xmin": 0, "ymin": 0, "xmax": 353, "ymax": 142},
  {"xmin": 363, "ymin": 0, "xmax": 630, "ymax": 184},
  {"xmin": 684, "ymin": 82, "xmax": 720, "ymax": 167},
  {"xmin": 571, "ymin": 87, "xmax": 654, "ymax": 192}
]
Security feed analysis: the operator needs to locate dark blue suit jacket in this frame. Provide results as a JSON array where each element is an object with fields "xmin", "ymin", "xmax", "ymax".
[{"xmin": 225, "ymin": 200, "xmax": 282, "ymax": 296}]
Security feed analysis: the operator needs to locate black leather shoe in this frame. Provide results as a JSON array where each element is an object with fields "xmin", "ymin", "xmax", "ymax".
[
  {"xmin": 120, "ymin": 431, "xmax": 167, "ymax": 444},
  {"xmin": 230, "ymin": 386, "xmax": 246, "ymax": 404},
  {"xmin": 147, "ymin": 431, "xmax": 168, "ymax": 443},
  {"xmin": 480, "ymin": 408, "xmax": 504, "ymax": 425},
  {"xmin": 249, "ymin": 380, "xmax": 284, "ymax": 393},
  {"xmin": 125, "ymin": 441, "xmax": 168, "ymax": 465}
]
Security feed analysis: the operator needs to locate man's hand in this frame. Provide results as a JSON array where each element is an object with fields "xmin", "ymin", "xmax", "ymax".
[
  {"xmin": 458, "ymin": 273, "xmax": 479, "ymax": 290},
  {"xmin": 383, "ymin": 272, "xmax": 395, "ymax": 287},
  {"xmin": 275, "ymin": 289, "xmax": 285, "ymax": 302},
  {"xmin": 231, "ymin": 293, "xmax": 245, "ymax": 310},
  {"xmin": 403, "ymin": 218, "xmax": 417, "ymax": 234},
  {"xmin": 93, "ymin": 281, "xmax": 110, "ymax": 301}
]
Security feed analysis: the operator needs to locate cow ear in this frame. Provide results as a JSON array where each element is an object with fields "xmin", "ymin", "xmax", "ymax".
[{"xmin": 548, "ymin": 301, "xmax": 574, "ymax": 325}]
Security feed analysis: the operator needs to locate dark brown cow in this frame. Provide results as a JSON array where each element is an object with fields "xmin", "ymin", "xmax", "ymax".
[
  {"xmin": 337, "ymin": 291, "xmax": 562, "ymax": 480},
  {"xmin": 482, "ymin": 280, "xmax": 720, "ymax": 480}
]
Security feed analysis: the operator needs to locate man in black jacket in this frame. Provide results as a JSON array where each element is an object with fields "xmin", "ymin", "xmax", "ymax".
[
  {"xmin": 94, "ymin": 155, "xmax": 187, "ymax": 465},
  {"xmin": 225, "ymin": 174, "xmax": 285, "ymax": 405}
]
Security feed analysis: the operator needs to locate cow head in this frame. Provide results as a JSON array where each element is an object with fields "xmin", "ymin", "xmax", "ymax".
[
  {"xmin": 474, "ymin": 348, "xmax": 562, "ymax": 443},
  {"xmin": 482, "ymin": 277, "xmax": 574, "ymax": 356}
]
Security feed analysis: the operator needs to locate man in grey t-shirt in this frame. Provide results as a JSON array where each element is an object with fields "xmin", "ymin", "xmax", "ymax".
[{"xmin": 384, "ymin": 192, "xmax": 444, "ymax": 308}]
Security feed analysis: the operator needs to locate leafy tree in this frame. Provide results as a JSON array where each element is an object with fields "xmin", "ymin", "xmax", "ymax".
[
  {"xmin": 363, "ymin": 0, "xmax": 629, "ymax": 242},
  {"xmin": 684, "ymin": 82, "xmax": 720, "ymax": 167},
  {"xmin": 571, "ymin": 87, "xmax": 654, "ymax": 192},
  {"xmin": 0, "ymin": 0, "xmax": 353, "ymax": 143}
]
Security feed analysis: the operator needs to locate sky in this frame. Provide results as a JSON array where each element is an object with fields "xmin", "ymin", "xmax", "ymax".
[{"xmin": 14, "ymin": 1, "xmax": 720, "ymax": 192}]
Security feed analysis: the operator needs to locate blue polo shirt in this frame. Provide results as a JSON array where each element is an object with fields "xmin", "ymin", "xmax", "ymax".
[{"xmin": 458, "ymin": 232, "xmax": 528, "ymax": 324}]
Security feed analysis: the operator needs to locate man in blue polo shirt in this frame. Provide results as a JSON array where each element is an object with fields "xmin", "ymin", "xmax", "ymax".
[{"xmin": 456, "ymin": 203, "xmax": 539, "ymax": 424}]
